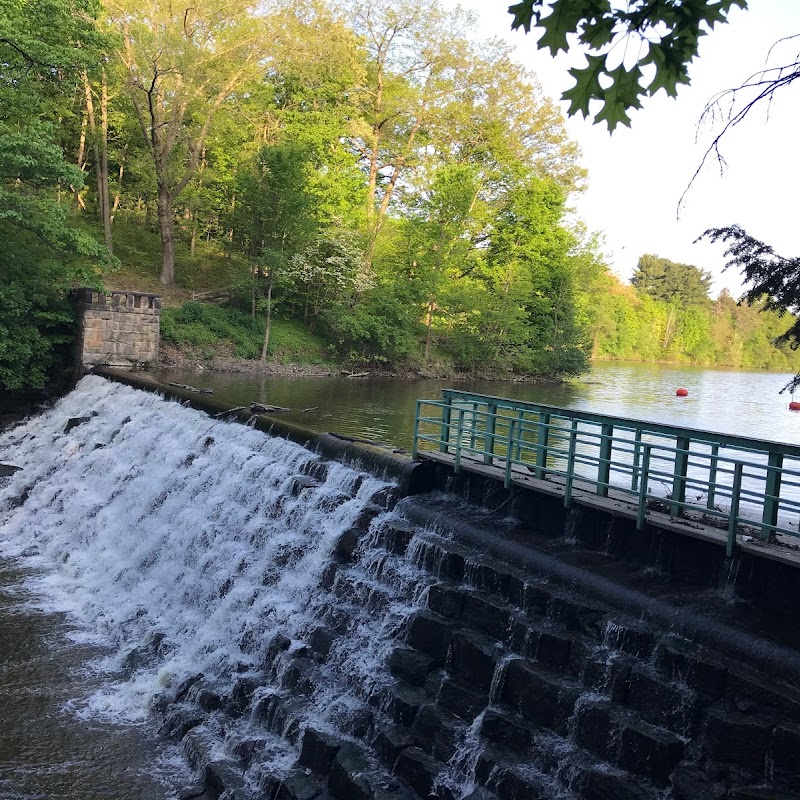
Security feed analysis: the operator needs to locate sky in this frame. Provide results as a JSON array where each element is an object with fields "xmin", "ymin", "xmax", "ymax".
[{"xmin": 460, "ymin": 0, "xmax": 800, "ymax": 297}]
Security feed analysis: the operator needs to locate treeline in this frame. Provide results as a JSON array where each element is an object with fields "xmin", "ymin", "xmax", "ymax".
[
  {"xmin": 2, "ymin": 1, "xmax": 798, "ymax": 392},
  {"xmin": 588, "ymin": 256, "xmax": 800, "ymax": 373},
  {"xmin": 1, "ymin": 0, "xmax": 603, "ymax": 390}
]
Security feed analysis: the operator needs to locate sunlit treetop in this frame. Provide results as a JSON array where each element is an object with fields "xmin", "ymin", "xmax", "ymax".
[{"xmin": 508, "ymin": 0, "xmax": 748, "ymax": 131}]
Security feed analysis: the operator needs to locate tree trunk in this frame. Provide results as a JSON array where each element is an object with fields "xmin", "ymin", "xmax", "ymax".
[
  {"xmin": 99, "ymin": 68, "xmax": 112, "ymax": 253},
  {"xmin": 260, "ymin": 270, "xmax": 274, "ymax": 363},
  {"xmin": 75, "ymin": 109, "xmax": 87, "ymax": 210},
  {"xmin": 157, "ymin": 183, "xmax": 176, "ymax": 287},
  {"xmin": 424, "ymin": 300, "xmax": 434, "ymax": 362}
]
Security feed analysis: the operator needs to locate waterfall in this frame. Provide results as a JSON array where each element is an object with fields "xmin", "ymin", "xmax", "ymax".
[
  {"xmin": 0, "ymin": 377, "xmax": 403, "ymax": 721},
  {"xmin": 4, "ymin": 376, "xmax": 799, "ymax": 800}
]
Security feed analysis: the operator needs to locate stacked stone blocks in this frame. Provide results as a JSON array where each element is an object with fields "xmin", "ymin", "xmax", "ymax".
[{"xmin": 79, "ymin": 289, "xmax": 160, "ymax": 369}]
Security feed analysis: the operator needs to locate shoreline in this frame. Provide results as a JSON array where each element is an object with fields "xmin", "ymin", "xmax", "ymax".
[{"xmin": 156, "ymin": 343, "xmax": 565, "ymax": 384}]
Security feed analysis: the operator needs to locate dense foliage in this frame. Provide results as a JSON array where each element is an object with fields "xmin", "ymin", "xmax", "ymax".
[
  {"xmin": 1, "ymin": 0, "xmax": 798, "ymax": 392},
  {"xmin": 0, "ymin": 0, "xmax": 112, "ymax": 390}
]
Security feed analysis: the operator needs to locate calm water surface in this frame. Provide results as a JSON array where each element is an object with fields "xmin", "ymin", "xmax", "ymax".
[{"xmin": 156, "ymin": 361, "xmax": 800, "ymax": 448}]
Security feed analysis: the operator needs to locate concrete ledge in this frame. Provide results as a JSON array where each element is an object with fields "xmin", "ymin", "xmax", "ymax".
[{"xmin": 93, "ymin": 368, "xmax": 436, "ymax": 496}]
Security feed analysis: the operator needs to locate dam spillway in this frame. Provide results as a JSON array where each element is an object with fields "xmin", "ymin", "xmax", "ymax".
[{"xmin": 1, "ymin": 376, "xmax": 799, "ymax": 800}]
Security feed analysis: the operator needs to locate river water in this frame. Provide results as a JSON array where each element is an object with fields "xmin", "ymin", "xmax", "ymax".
[
  {"xmin": 0, "ymin": 363, "xmax": 798, "ymax": 798},
  {"xmin": 155, "ymin": 361, "xmax": 800, "ymax": 448}
]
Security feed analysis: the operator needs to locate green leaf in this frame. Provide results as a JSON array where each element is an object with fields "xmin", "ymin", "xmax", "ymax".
[
  {"xmin": 561, "ymin": 53, "xmax": 606, "ymax": 119},
  {"xmin": 594, "ymin": 63, "xmax": 644, "ymax": 131},
  {"xmin": 508, "ymin": 0, "xmax": 538, "ymax": 33},
  {"xmin": 537, "ymin": 0, "xmax": 591, "ymax": 55}
]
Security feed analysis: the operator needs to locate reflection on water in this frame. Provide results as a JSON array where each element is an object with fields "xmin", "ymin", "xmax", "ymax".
[{"xmin": 156, "ymin": 361, "xmax": 800, "ymax": 449}]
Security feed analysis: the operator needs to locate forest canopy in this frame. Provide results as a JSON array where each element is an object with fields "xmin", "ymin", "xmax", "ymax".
[{"xmin": 1, "ymin": 0, "xmax": 798, "ymax": 392}]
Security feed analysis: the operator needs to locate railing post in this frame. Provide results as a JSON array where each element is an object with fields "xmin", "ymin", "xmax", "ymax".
[
  {"xmin": 515, "ymin": 410, "xmax": 525, "ymax": 461},
  {"xmin": 564, "ymin": 419, "xmax": 579, "ymax": 508},
  {"xmin": 483, "ymin": 403, "xmax": 497, "ymax": 465},
  {"xmin": 707, "ymin": 443, "xmax": 720, "ymax": 510},
  {"xmin": 597, "ymin": 422, "xmax": 613, "ymax": 497},
  {"xmin": 469, "ymin": 403, "xmax": 478, "ymax": 452},
  {"xmin": 727, "ymin": 462, "xmax": 744, "ymax": 558},
  {"xmin": 439, "ymin": 395, "xmax": 452, "ymax": 454},
  {"xmin": 412, "ymin": 400, "xmax": 422, "ymax": 459},
  {"xmin": 504, "ymin": 419, "xmax": 516, "ymax": 488},
  {"xmin": 761, "ymin": 452, "xmax": 783, "ymax": 541},
  {"xmin": 534, "ymin": 412, "xmax": 551, "ymax": 479},
  {"xmin": 636, "ymin": 444, "xmax": 652, "ymax": 530},
  {"xmin": 670, "ymin": 435, "xmax": 690, "ymax": 518},
  {"xmin": 454, "ymin": 408, "xmax": 465, "ymax": 473},
  {"xmin": 630, "ymin": 429, "xmax": 642, "ymax": 491}
]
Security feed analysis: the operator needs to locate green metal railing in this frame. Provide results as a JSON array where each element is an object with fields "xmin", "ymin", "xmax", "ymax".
[{"xmin": 412, "ymin": 390, "xmax": 800, "ymax": 553}]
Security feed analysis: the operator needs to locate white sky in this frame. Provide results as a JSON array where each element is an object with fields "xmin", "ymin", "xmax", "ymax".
[{"xmin": 461, "ymin": 0, "xmax": 800, "ymax": 298}]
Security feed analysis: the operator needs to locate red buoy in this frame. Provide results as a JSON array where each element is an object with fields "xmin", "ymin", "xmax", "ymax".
[
  {"xmin": 789, "ymin": 401, "xmax": 800, "ymax": 411},
  {"xmin": 676, "ymin": 388, "xmax": 688, "ymax": 397}
]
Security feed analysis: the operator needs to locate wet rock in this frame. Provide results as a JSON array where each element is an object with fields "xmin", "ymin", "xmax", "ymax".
[
  {"xmin": 405, "ymin": 611, "xmax": 454, "ymax": 665},
  {"xmin": 523, "ymin": 582, "xmax": 553, "ymax": 616},
  {"xmin": 177, "ymin": 786, "xmax": 207, "ymax": 800},
  {"xmin": 159, "ymin": 706, "xmax": 205, "ymax": 739},
  {"xmin": 205, "ymin": 759, "xmax": 249, "ymax": 797},
  {"xmin": 478, "ymin": 708, "xmax": 531, "ymax": 754},
  {"xmin": 328, "ymin": 742, "xmax": 372, "ymax": 800},
  {"xmin": 299, "ymin": 727, "xmax": 342, "ymax": 775},
  {"xmin": 574, "ymin": 700, "xmax": 616, "ymax": 762},
  {"xmin": 461, "ymin": 593, "xmax": 510, "ymax": 641},
  {"xmin": 302, "ymin": 459, "xmax": 329, "ymax": 482},
  {"xmin": 618, "ymin": 718, "xmax": 685, "ymax": 785},
  {"xmin": 732, "ymin": 789, "xmax": 800, "ymax": 800},
  {"xmin": 0, "ymin": 463, "xmax": 22, "ymax": 476},
  {"xmin": 369, "ymin": 486, "xmax": 400, "ymax": 510},
  {"xmin": 280, "ymin": 658, "xmax": 314, "ymax": 695},
  {"xmin": 435, "ymin": 676, "xmax": 487, "ymax": 723},
  {"xmin": 447, "ymin": 631, "xmax": 500, "ymax": 692},
  {"xmin": 196, "ymin": 687, "xmax": 226, "ymax": 711},
  {"xmin": 308, "ymin": 626, "xmax": 335, "ymax": 661},
  {"xmin": 425, "ymin": 584, "xmax": 467, "ymax": 620},
  {"xmin": 626, "ymin": 666, "xmax": 696, "ymax": 734},
  {"xmin": 381, "ymin": 523, "xmax": 416, "ymax": 555},
  {"xmin": 579, "ymin": 768, "xmax": 653, "ymax": 800},
  {"xmin": 332, "ymin": 528, "xmax": 363, "ymax": 562},
  {"xmin": 273, "ymin": 769, "xmax": 325, "ymax": 800},
  {"xmin": 411, "ymin": 704, "xmax": 462, "ymax": 761},
  {"xmin": 499, "ymin": 658, "xmax": 581, "ymax": 736},
  {"xmin": 173, "ymin": 673, "xmax": 204, "ymax": 703},
  {"xmin": 671, "ymin": 765, "xmax": 726, "ymax": 800},
  {"xmin": 393, "ymin": 747, "xmax": 439, "ymax": 799},
  {"xmin": 604, "ymin": 621, "xmax": 655, "ymax": 659},
  {"xmin": 372, "ymin": 724, "xmax": 415, "ymax": 768},
  {"xmin": 656, "ymin": 638, "xmax": 728, "ymax": 699},
  {"xmin": 531, "ymin": 630, "xmax": 573, "ymax": 670},
  {"xmin": 387, "ymin": 647, "xmax": 436, "ymax": 687},
  {"xmin": 704, "ymin": 709, "xmax": 772, "ymax": 772},
  {"xmin": 354, "ymin": 503, "xmax": 383, "ymax": 530},
  {"xmin": 771, "ymin": 723, "xmax": 800, "ymax": 786},
  {"xmin": 63, "ymin": 416, "xmax": 92, "ymax": 433},
  {"xmin": 228, "ymin": 676, "xmax": 263, "ymax": 716},
  {"xmin": 372, "ymin": 682, "xmax": 426, "ymax": 726},
  {"xmin": 252, "ymin": 693, "xmax": 289, "ymax": 734},
  {"xmin": 290, "ymin": 476, "xmax": 319, "ymax": 497}
]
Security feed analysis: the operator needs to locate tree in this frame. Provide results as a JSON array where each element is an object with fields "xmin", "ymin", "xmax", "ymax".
[
  {"xmin": 631, "ymin": 255, "xmax": 712, "ymax": 306},
  {"xmin": 0, "ymin": 0, "xmax": 112, "ymax": 391},
  {"xmin": 106, "ymin": 0, "xmax": 266, "ymax": 287},
  {"xmin": 701, "ymin": 226, "xmax": 800, "ymax": 390},
  {"xmin": 507, "ymin": 0, "xmax": 747, "ymax": 130}
]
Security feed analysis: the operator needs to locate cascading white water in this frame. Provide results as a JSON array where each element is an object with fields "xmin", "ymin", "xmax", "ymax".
[
  {"xmin": 0, "ymin": 377, "xmax": 402, "ymax": 716},
  {"xmin": 0, "ymin": 376, "xmax": 464, "ymax": 798}
]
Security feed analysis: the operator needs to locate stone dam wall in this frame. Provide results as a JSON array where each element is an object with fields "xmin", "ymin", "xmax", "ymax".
[
  {"xmin": 95, "ymin": 370, "xmax": 800, "ymax": 800},
  {"xmin": 77, "ymin": 290, "xmax": 160, "ymax": 370},
  {"xmin": 160, "ymin": 479, "xmax": 800, "ymax": 800}
]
